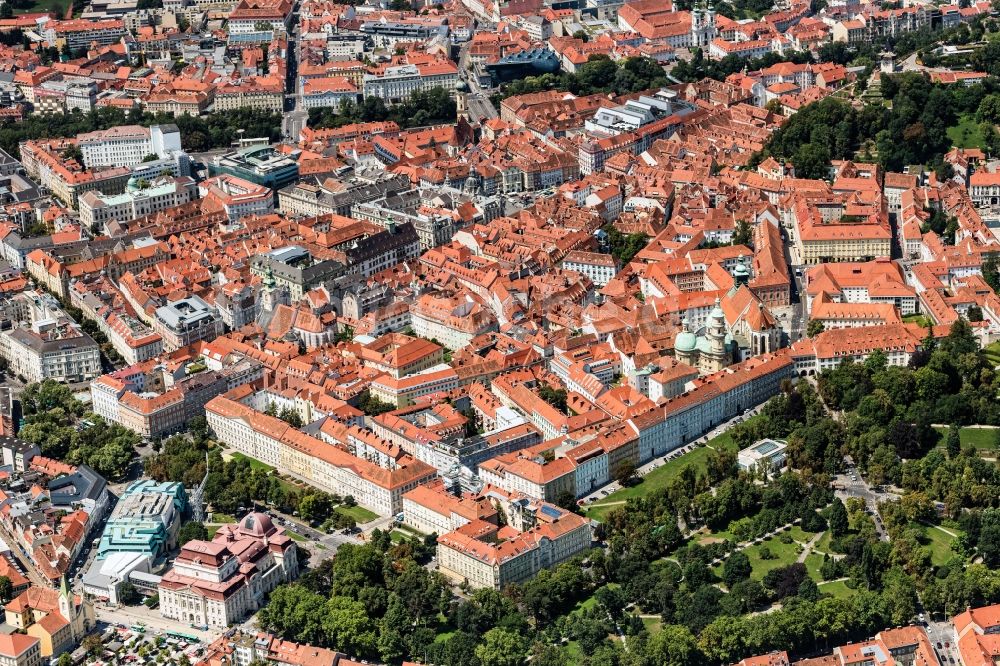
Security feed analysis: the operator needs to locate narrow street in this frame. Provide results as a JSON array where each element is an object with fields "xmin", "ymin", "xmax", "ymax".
[
  {"xmin": 780, "ymin": 224, "xmax": 807, "ymax": 344},
  {"xmin": 457, "ymin": 31, "xmax": 499, "ymax": 123},
  {"xmin": 0, "ymin": 519, "xmax": 51, "ymax": 589},
  {"xmin": 282, "ymin": 2, "xmax": 307, "ymax": 141}
]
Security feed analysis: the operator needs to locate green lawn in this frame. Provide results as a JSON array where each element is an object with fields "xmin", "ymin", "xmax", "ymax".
[
  {"xmin": 230, "ymin": 452, "xmax": 275, "ymax": 472},
  {"xmin": 572, "ymin": 592, "xmax": 600, "ymax": 614},
  {"xmin": 584, "ymin": 448, "xmax": 716, "ymax": 520},
  {"xmin": 585, "ymin": 425, "xmax": 743, "ymax": 521},
  {"xmin": 337, "ymin": 504, "xmax": 379, "ymax": 523},
  {"xmin": 948, "ymin": 114, "xmax": 987, "ymax": 149},
  {"xmin": 285, "ymin": 529, "xmax": 307, "ymax": 542},
  {"xmin": 694, "ymin": 529, "xmax": 736, "ymax": 546},
  {"xmin": 804, "ymin": 551, "xmax": 827, "ymax": 582},
  {"xmin": 567, "ymin": 582, "xmax": 619, "ymax": 618},
  {"xmin": 984, "ymin": 341, "xmax": 1000, "ymax": 366},
  {"xmin": 210, "ymin": 513, "xmax": 236, "ymax": 524},
  {"xmin": 585, "ymin": 501, "xmax": 621, "ymax": 523},
  {"xmin": 787, "ymin": 526, "xmax": 819, "ymax": 543},
  {"xmin": 390, "ymin": 525, "xmax": 428, "ymax": 543},
  {"xmin": 562, "ymin": 641, "xmax": 583, "ymax": 662},
  {"xmin": 815, "ymin": 530, "xmax": 835, "ymax": 554},
  {"xmin": 11, "ymin": 0, "xmax": 67, "ymax": 15},
  {"xmin": 744, "ymin": 537, "xmax": 803, "ymax": 579},
  {"xmin": 818, "ymin": 579, "xmax": 855, "ymax": 599},
  {"xmin": 714, "ymin": 535, "xmax": 803, "ymax": 580},
  {"xmin": 902, "ymin": 314, "xmax": 932, "ymax": 327},
  {"xmin": 640, "ymin": 616, "xmax": 662, "ymax": 634},
  {"xmin": 933, "ymin": 426, "xmax": 999, "ymax": 451},
  {"xmin": 918, "ymin": 523, "xmax": 963, "ymax": 567},
  {"xmin": 396, "ymin": 523, "xmax": 427, "ymax": 538},
  {"xmin": 706, "ymin": 428, "xmax": 740, "ymax": 453}
]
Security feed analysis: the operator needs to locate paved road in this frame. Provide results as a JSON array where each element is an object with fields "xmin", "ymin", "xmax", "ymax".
[
  {"xmin": 282, "ymin": 5, "xmax": 307, "ymax": 141},
  {"xmin": 898, "ymin": 51, "xmax": 961, "ymax": 76},
  {"xmin": 457, "ymin": 32, "xmax": 475, "ymax": 82},
  {"xmin": 95, "ymin": 602, "xmax": 220, "ymax": 644},
  {"xmin": 834, "ymin": 457, "xmax": 893, "ymax": 542},
  {"xmin": 924, "ymin": 618, "xmax": 960, "ymax": 665},
  {"xmin": 267, "ymin": 513, "xmax": 365, "ymax": 565},
  {"xmin": 457, "ymin": 26, "xmax": 499, "ymax": 124},
  {"xmin": 780, "ymin": 224, "xmax": 807, "ymax": 343},
  {"xmin": 467, "ymin": 93, "xmax": 498, "ymax": 122}
]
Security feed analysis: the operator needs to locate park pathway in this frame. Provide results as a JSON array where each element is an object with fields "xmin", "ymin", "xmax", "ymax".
[
  {"xmin": 796, "ymin": 532, "xmax": 824, "ymax": 564},
  {"xmin": 930, "ymin": 424, "xmax": 999, "ymax": 429},
  {"xmin": 924, "ymin": 522, "xmax": 958, "ymax": 538}
]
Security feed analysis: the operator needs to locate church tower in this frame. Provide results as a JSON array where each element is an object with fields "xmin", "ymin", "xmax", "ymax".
[
  {"xmin": 731, "ymin": 257, "xmax": 751, "ymax": 292},
  {"xmin": 260, "ymin": 263, "xmax": 288, "ymax": 313},
  {"xmin": 58, "ymin": 575, "xmax": 72, "ymax": 622},
  {"xmin": 59, "ymin": 573, "xmax": 86, "ymax": 642},
  {"xmin": 455, "ymin": 81, "xmax": 470, "ymax": 123},
  {"xmin": 691, "ymin": 3, "xmax": 702, "ymax": 46},
  {"xmin": 675, "ymin": 315, "xmax": 698, "ymax": 367},
  {"xmin": 699, "ymin": 298, "xmax": 731, "ymax": 373},
  {"xmin": 691, "ymin": 0, "xmax": 717, "ymax": 48}
]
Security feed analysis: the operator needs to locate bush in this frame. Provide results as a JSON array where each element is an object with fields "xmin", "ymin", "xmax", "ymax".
[
  {"xmin": 820, "ymin": 554, "xmax": 843, "ymax": 581},
  {"xmin": 801, "ymin": 511, "xmax": 827, "ymax": 533}
]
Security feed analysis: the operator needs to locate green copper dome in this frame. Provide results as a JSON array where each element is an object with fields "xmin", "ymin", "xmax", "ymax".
[{"xmin": 675, "ymin": 330, "xmax": 697, "ymax": 353}]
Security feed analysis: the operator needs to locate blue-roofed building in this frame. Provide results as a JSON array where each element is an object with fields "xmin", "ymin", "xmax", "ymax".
[
  {"xmin": 96, "ymin": 480, "xmax": 187, "ymax": 563},
  {"xmin": 208, "ymin": 145, "xmax": 299, "ymax": 193},
  {"xmin": 485, "ymin": 48, "xmax": 561, "ymax": 85},
  {"xmin": 737, "ymin": 438, "xmax": 788, "ymax": 472}
]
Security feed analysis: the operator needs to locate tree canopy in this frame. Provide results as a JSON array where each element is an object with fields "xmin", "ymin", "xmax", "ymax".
[
  {"xmin": 307, "ymin": 87, "xmax": 456, "ymax": 131},
  {"xmin": 755, "ymin": 72, "xmax": 1000, "ymax": 176},
  {"xmin": 18, "ymin": 381, "xmax": 138, "ymax": 480},
  {"xmin": 498, "ymin": 56, "xmax": 669, "ymax": 99},
  {"xmin": 0, "ymin": 106, "xmax": 283, "ymax": 161}
]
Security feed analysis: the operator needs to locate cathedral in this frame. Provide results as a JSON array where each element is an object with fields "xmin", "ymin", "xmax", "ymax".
[
  {"xmin": 674, "ymin": 258, "xmax": 782, "ymax": 374},
  {"xmin": 690, "ymin": 1, "xmax": 718, "ymax": 48},
  {"xmin": 674, "ymin": 300, "xmax": 735, "ymax": 375}
]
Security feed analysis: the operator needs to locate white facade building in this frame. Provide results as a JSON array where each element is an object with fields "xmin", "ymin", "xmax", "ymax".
[
  {"xmin": 562, "ymin": 251, "xmax": 618, "ymax": 286},
  {"xmin": 737, "ymin": 438, "xmax": 788, "ymax": 472},
  {"xmin": 435, "ymin": 490, "xmax": 592, "ymax": 590},
  {"xmin": 78, "ymin": 124, "xmax": 182, "ymax": 169},
  {"xmin": 79, "ymin": 177, "xmax": 196, "ymax": 232},
  {"xmin": 0, "ymin": 323, "xmax": 101, "ymax": 384},
  {"xmin": 362, "ymin": 62, "xmax": 459, "ymax": 104}
]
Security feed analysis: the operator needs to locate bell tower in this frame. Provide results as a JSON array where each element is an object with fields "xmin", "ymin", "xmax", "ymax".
[{"xmin": 455, "ymin": 81, "xmax": 470, "ymax": 123}]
